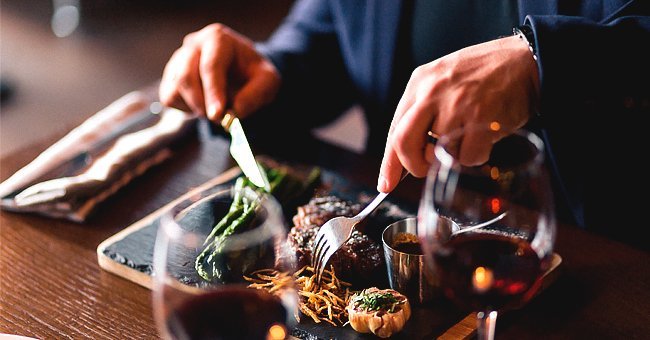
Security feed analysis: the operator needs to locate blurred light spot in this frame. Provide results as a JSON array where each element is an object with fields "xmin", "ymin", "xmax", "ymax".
[
  {"xmin": 51, "ymin": 4, "xmax": 80, "ymax": 38},
  {"xmin": 267, "ymin": 324, "xmax": 287, "ymax": 340},
  {"xmin": 516, "ymin": 246, "xmax": 525, "ymax": 256},
  {"xmin": 472, "ymin": 266, "xmax": 494, "ymax": 292},
  {"xmin": 506, "ymin": 281, "xmax": 526, "ymax": 294},
  {"xmin": 489, "ymin": 121, "xmax": 501, "ymax": 131},
  {"xmin": 490, "ymin": 198, "xmax": 501, "ymax": 214},
  {"xmin": 490, "ymin": 167, "xmax": 500, "ymax": 180},
  {"xmin": 150, "ymin": 101, "xmax": 164, "ymax": 114}
]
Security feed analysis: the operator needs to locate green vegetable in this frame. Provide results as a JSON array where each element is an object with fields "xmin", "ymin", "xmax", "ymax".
[{"xmin": 195, "ymin": 164, "xmax": 321, "ymax": 281}]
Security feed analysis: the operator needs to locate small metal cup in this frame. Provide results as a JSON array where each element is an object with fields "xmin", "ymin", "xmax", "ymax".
[{"xmin": 382, "ymin": 217, "xmax": 438, "ymax": 304}]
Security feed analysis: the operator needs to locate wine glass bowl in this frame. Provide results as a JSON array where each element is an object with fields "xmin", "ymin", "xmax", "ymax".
[
  {"xmin": 152, "ymin": 184, "xmax": 297, "ymax": 340},
  {"xmin": 418, "ymin": 125, "xmax": 556, "ymax": 339}
]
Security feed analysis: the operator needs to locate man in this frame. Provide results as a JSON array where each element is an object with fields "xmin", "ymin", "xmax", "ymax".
[{"xmin": 159, "ymin": 0, "xmax": 650, "ymax": 248}]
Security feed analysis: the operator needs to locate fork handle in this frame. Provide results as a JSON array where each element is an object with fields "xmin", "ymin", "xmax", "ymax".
[
  {"xmin": 357, "ymin": 191, "xmax": 389, "ymax": 219},
  {"xmin": 357, "ymin": 169, "xmax": 409, "ymax": 219}
]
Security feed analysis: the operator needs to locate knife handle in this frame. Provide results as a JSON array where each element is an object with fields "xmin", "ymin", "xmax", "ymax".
[
  {"xmin": 220, "ymin": 111, "xmax": 236, "ymax": 132},
  {"xmin": 207, "ymin": 110, "xmax": 235, "ymax": 136}
]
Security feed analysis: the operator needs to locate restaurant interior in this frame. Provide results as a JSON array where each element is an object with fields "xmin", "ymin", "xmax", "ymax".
[
  {"xmin": 1, "ymin": 0, "xmax": 365, "ymax": 158},
  {"xmin": 1, "ymin": 1, "xmax": 649, "ymax": 340}
]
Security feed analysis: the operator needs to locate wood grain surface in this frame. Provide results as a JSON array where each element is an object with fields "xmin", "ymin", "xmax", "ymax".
[{"xmin": 1, "ymin": 126, "xmax": 234, "ymax": 339}]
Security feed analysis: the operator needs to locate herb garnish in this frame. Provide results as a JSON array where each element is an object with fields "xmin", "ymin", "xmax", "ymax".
[{"xmin": 351, "ymin": 289, "xmax": 403, "ymax": 313}]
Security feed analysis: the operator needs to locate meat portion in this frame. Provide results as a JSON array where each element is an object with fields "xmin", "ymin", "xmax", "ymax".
[
  {"xmin": 288, "ymin": 224, "xmax": 319, "ymax": 267},
  {"xmin": 292, "ymin": 195, "xmax": 362, "ymax": 228},
  {"xmin": 288, "ymin": 196, "xmax": 385, "ymax": 284}
]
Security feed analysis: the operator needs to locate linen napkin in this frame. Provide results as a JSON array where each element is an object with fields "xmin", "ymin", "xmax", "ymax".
[{"xmin": 0, "ymin": 90, "xmax": 198, "ymax": 222}]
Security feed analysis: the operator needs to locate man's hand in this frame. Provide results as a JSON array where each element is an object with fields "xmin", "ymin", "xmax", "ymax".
[
  {"xmin": 159, "ymin": 23, "xmax": 281, "ymax": 122},
  {"xmin": 378, "ymin": 35, "xmax": 540, "ymax": 193}
]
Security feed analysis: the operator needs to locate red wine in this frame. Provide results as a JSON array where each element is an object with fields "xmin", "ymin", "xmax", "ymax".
[
  {"xmin": 433, "ymin": 232, "xmax": 546, "ymax": 312},
  {"xmin": 166, "ymin": 286, "xmax": 290, "ymax": 340}
]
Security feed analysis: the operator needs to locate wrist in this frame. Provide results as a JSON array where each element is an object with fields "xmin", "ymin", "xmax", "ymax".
[
  {"xmin": 509, "ymin": 26, "xmax": 542, "ymax": 119},
  {"xmin": 513, "ymin": 25, "xmax": 537, "ymax": 61}
]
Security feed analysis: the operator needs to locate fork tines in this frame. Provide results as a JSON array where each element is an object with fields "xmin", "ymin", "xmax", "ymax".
[{"xmin": 311, "ymin": 228, "xmax": 333, "ymax": 284}]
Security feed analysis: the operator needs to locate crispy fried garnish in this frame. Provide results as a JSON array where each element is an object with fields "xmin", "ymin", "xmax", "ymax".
[{"xmin": 244, "ymin": 265, "xmax": 356, "ymax": 326}]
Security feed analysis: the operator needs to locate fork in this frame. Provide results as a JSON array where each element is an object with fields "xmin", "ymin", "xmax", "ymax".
[{"xmin": 311, "ymin": 170, "xmax": 409, "ymax": 284}]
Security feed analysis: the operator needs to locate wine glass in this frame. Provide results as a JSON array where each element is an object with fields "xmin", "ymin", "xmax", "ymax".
[
  {"xmin": 152, "ymin": 184, "xmax": 298, "ymax": 340},
  {"xmin": 418, "ymin": 124, "xmax": 556, "ymax": 340}
]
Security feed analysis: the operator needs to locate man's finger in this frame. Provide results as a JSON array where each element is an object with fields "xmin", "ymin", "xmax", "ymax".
[
  {"xmin": 200, "ymin": 27, "xmax": 232, "ymax": 121},
  {"xmin": 391, "ymin": 100, "xmax": 441, "ymax": 178},
  {"xmin": 377, "ymin": 144, "xmax": 404, "ymax": 193},
  {"xmin": 159, "ymin": 50, "xmax": 193, "ymax": 113},
  {"xmin": 172, "ymin": 47, "xmax": 206, "ymax": 115},
  {"xmin": 457, "ymin": 127, "xmax": 493, "ymax": 166},
  {"xmin": 231, "ymin": 64, "xmax": 279, "ymax": 117},
  {"xmin": 158, "ymin": 85, "xmax": 192, "ymax": 113}
]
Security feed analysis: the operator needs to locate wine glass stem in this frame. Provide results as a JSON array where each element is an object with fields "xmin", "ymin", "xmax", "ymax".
[{"xmin": 476, "ymin": 310, "xmax": 498, "ymax": 340}]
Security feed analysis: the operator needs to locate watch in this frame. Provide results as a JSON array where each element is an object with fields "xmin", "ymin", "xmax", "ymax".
[{"xmin": 513, "ymin": 25, "xmax": 537, "ymax": 61}]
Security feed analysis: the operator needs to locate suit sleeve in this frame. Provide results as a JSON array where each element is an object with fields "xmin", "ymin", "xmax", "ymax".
[
  {"xmin": 525, "ymin": 11, "xmax": 650, "ymax": 124},
  {"xmin": 250, "ymin": 0, "xmax": 357, "ymax": 131},
  {"xmin": 524, "ymin": 7, "xmax": 650, "ymax": 242}
]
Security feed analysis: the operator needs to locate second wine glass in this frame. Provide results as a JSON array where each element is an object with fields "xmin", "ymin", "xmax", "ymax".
[
  {"xmin": 152, "ymin": 184, "xmax": 297, "ymax": 340},
  {"xmin": 418, "ymin": 124, "xmax": 556, "ymax": 340}
]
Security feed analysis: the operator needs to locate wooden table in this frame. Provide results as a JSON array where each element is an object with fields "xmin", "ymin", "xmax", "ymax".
[{"xmin": 1, "ymin": 124, "xmax": 649, "ymax": 339}]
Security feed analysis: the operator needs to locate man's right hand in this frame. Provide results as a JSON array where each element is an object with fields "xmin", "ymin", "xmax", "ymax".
[
  {"xmin": 159, "ymin": 23, "xmax": 281, "ymax": 122},
  {"xmin": 377, "ymin": 35, "xmax": 540, "ymax": 193}
]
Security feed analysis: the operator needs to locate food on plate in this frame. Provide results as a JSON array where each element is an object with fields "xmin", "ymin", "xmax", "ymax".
[
  {"xmin": 293, "ymin": 265, "xmax": 353, "ymax": 326},
  {"xmin": 245, "ymin": 265, "xmax": 354, "ymax": 326},
  {"xmin": 195, "ymin": 165, "xmax": 321, "ymax": 280},
  {"xmin": 346, "ymin": 287, "xmax": 411, "ymax": 338},
  {"xmin": 288, "ymin": 196, "xmax": 385, "ymax": 284}
]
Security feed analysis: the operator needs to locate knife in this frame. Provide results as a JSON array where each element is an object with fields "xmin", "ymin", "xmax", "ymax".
[{"xmin": 220, "ymin": 111, "xmax": 271, "ymax": 192}]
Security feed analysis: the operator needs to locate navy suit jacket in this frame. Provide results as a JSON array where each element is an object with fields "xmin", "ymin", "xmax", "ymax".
[{"xmin": 251, "ymin": 0, "xmax": 650, "ymax": 248}]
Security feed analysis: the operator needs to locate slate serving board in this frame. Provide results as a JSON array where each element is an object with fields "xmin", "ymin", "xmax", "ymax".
[
  {"xmin": 97, "ymin": 162, "xmax": 561, "ymax": 340},
  {"xmin": 97, "ymin": 164, "xmax": 413, "ymax": 276}
]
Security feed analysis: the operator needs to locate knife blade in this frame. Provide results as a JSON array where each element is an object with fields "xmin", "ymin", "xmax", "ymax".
[{"xmin": 220, "ymin": 111, "xmax": 270, "ymax": 192}]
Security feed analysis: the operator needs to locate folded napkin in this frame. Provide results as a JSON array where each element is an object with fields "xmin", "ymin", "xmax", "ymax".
[{"xmin": 0, "ymin": 90, "xmax": 198, "ymax": 222}]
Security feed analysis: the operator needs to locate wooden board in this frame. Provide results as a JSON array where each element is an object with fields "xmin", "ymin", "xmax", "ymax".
[{"xmin": 97, "ymin": 164, "xmax": 561, "ymax": 340}]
